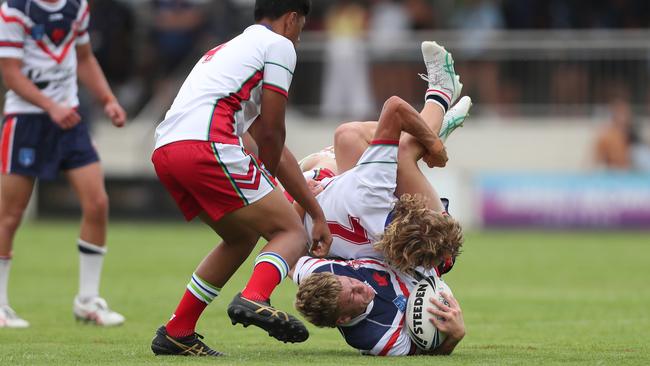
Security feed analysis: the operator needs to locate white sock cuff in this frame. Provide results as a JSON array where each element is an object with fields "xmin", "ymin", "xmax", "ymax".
[{"xmin": 77, "ymin": 239, "xmax": 107, "ymax": 255}]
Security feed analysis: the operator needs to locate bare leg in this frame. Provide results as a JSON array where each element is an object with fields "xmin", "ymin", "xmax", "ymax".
[
  {"xmin": 198, "ymin": 187, "xmax": 308, "ymax": 285},
  {"xmin": 0, "ymin": 174, "xmax": 34, "ymax": 257},
  {"xmin": 332, "ymin": 102, "xmax": 446, "ymax": 211},
  {"xmin": 333, "ymin": 121, "xmax": 375, "ymax": 173},
  {"xmin": 66, "ymin": 162, "xmax": 108, "ymax": 246},
  {"xmin": 194, "ymin": 212, "xmax": 260, "ymax": 288}
]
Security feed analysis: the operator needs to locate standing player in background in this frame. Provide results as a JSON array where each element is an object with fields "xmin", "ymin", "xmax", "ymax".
[
  {"xmin": 150, "ymin": 0, "xmax": 331, "ymax": 357},
  {"xmin": 0, "ymin": 0, "xmax": 127, "ymax": 327}
]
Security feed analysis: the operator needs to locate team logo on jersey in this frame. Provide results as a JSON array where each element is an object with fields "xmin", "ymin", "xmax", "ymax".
[
  {"xmin": 31, "ymin": 25, "xmax": 46, "ymax": 41},
  {"xmin": 372, "ymin": 272, "xmax": 389, "ymax": 287},
  {"xmin": 393, "ymin": 295, "xmax": 407, "ymax": 313},
  {"xmin": 50, "ymin": 28, "xmax": 66, "ymax": 44},
  {"xmin": 18, "ymin": 148, "xmax": 36, "ymax": 167}
]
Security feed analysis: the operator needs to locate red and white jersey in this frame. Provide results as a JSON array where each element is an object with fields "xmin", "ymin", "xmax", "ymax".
[
  {"xmin": 154, "ymin": 24, "xmax": 296, "ymax": 149},
  {"xmin": 293, "ymin": 256, "xmax": 419, "ymax": 356},
  {"xmin": 303, "ymin": 140, "xmax": 399, "ymax": 260},
  {"xmin": 0, "ymin": 0, "xmax": 90, "ymax": 114}
]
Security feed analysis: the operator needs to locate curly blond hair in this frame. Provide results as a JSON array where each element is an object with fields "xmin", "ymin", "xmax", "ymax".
[
  {"xmin": 294, "ymin": 272, "xmax": 342, "ymax": 328},
  {"xmin": 374, "ymin": 194, "xmax": 463, "ymax": 274}
]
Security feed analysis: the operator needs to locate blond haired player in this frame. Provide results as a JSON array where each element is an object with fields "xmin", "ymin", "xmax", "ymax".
[{"xmin": 295, "ymin": 42, "xmax": 470, "ymax": 276}]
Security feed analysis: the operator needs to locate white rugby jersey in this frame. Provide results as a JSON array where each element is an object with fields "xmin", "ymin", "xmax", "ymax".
[
  {"xmin": 303, "ymin": 140, "xmax": 399, "ymax": 260},
  {"xmin": 154, "ymin": 24, "xmax": 296, "ymax": 149},
  {"xmin": 293, "ymin": 256, "xmax": 419, "ymax": 356},
  {"xmin": 0, "ymin": 0, "xmax": 90, "ymax": 114}
]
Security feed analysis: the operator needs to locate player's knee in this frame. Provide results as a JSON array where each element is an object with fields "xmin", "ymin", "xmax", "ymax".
[
  {"xmin": 83, "ymin": 192, "xmax": 109, "ymax": 219},
  {"xmin": 285, "ymin": 223, "xmax": 309, "ymax": 245},
  {"xmin": 334, "ymin": 122, "xmax": 365, "ymax": 145},
  {"xmin": 382, "ymin": 96, "xmax": 407, "ymax": 116},
  {"xmin": 0, "ymin": 209, "xmax": 25, "ymax": 232}
]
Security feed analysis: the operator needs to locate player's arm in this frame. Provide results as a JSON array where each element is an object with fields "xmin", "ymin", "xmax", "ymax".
[
  {"xmin": 276, "ymin": 146, "xmax": 331, "ymax": 250},
  {"xmin": 0, "ymin": 57, "xmax": 81, "ymax": 129},
  {"xmin": 375, "ymin": 96, "xmax": 447, "ymax": 168},
  {"xmin": 76, "ymin": 43, "xmax": 126, "ymax": 127},
  {"xmin": 250, "ymin": 89, "xmax": 287, "ymax": 174}
]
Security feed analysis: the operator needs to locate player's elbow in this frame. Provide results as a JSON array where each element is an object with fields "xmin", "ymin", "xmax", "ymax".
[{"xmin": 255, "ymin": 124, "xmax": 285, "ymax": 152}]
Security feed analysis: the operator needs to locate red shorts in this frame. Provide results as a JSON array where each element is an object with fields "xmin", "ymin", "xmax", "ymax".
[{"xmin": 152, "ymin": 140, "xmax": 275, "ymax": 221}]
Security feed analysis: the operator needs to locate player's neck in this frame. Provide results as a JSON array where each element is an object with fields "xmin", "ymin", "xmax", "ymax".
[{"xmin": 256, "ymin": 18, "xmax": 284, "ymax": 37}]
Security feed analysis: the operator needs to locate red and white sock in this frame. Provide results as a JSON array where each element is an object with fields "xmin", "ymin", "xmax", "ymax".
[
  {"xmin": 241, "ymin": 252, "xmax": 289, "ymax": 302},
  {"xmin": 166, "ymin": 273, "xmax": 220, "ymax": 338}
]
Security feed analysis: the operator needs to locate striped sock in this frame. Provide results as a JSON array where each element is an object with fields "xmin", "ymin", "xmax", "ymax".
[
  {"xmin": 241, "ymin": 252, "xmax": 289, "ymax": 302},
  {"xmin": 425, "ymin": 89, "xmax": 450, "ymax": 113},
  {"xmin": 77, "ymin": 239, "xmax": 106, "ymax": 301},
  {"xmin": 166, "ymin": 273, "xmax": 221, "ymax": 338}
]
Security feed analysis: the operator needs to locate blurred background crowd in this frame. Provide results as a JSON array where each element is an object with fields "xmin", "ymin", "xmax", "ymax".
[
  {"xmin": 78, "ymin": 0, "xmax": 650, "ymax": 118},
  {"xmin": 3, "ymin": 0, "xmax": 650, "ymax": 228}
]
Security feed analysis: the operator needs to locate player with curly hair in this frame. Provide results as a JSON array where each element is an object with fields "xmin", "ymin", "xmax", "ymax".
[{"xmin": 293, "ymin": 41, "xmax": 470, "ymax": 276}]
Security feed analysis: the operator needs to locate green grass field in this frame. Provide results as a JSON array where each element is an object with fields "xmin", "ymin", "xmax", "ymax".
[{"xmin": 0, "ymin": 222, "xmax": 648, "ymax": 365}]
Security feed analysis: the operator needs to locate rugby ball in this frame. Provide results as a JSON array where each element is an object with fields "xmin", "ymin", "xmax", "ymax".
[{"xmin": 405, "ymin": 276, "xmax": 453, "ymax": 351}]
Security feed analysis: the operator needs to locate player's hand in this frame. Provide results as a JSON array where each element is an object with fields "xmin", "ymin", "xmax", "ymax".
[
  {"xmin": 306, "ymin": 179, "xmax": 324, "ymax": 197},
  {"xmin": 428, "ymin": 292, "xmax": 465, "ymax": 340},
  {"xmin": 423, "ymin": 144, "xmax": 448, "ymax": 168},
  {"xmin": 47, "ymin": 104, "xmax": 81, "ymax": 130},
  {"xmin": 310, "ymin": 217, "xmax": 332, "ymax": 257},
  {"xmin": 104, "ymin": 100, "xmax": 127, "ymax": 127}
]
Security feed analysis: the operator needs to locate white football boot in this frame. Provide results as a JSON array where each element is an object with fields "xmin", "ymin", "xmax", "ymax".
[
  {"xmin": 73, "ymin": 296, "xmax": 125, "ymax": 326},
  {"xmin": 439, "ymin": 96, "xmax": 472, "ymax": 142},
  {"xmin": 0, "ymin": 305, "xmax": 29, "ymax": 328},
  {"xmin": 420, "ymin": 41, "xmax": 463, "ymax": 109}
]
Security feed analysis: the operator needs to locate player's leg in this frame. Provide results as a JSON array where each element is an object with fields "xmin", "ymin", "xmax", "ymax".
[
  {"xmin": 65, "ymin": 162, "xmax": 124, "ymax": 326},
  {"xmin": 160, "ymin": 213, "xmax": 259, "ymax": 341},
  {"xmin": 0, "ymin": 174, "xmax": 33, "ymax": 328},
  {"xmin": 222, "ymin": 187, "xmax": 311, "ymax": 343},
  {"xmin": 152, "ymin": 141, "xmax": 309, "ymax": 345},
  {"xmin": 333, "ymin": 121, "xmax": 375, "ymax": 173}
]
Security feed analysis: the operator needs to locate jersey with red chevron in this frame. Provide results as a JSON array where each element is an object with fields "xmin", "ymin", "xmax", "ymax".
[
  {"xmin": 154, "ymin": 24, "xmax": 296, "ymax": 149},
  {"xmin": 0, "ymin": 0, "xmax": 90, "ymax": 114},
  {"xmin": 303, "ymin": 141, "xmax": 399, "ymax": 260},
  {"xmin": 292, "ymin": 256, "xmax": 419, "ymax": 356}
]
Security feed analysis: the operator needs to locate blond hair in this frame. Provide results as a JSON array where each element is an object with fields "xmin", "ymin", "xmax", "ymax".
[
  {"xmin": 374, "ymin": 194, "xmax": 463, "ymax": 274},
  {"xmin": 294, "ymin": 272, "xmax": 342, "ymax": 328}
]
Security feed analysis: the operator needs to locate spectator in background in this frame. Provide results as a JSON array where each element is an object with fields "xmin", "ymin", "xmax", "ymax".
[
  {"xmin": 594, "ymin": 97, "xmax": 650, "ymax": 171},
  {"xmin": 150, "ymin": 0, "xmax": 210, "ymax": 75},
  {"xmin": 451, "ymin": 0, "xmax": 503, "ymax": 111},
  {"xmin": 85, "ymin": 0, "xmax": 138, "ymax": 117},
  {"xmin": 321, "ymin": 0, "xmax": 373, "ymax": 119},
  {"xmin": 403, "ymin": 0, "xmax": 434, "ymax": 30},
  {"xmin": 368, "ymin": 0, "xmax": 410, "ymax": 56}
]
